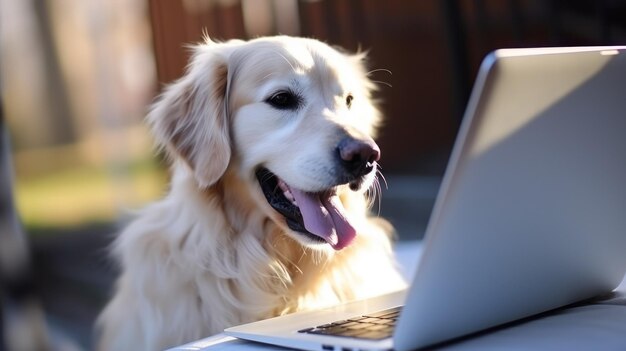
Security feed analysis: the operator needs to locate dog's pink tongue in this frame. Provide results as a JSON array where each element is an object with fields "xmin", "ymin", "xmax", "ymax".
[{"xmin": 290, "ymin": 189, "xmax": 357, "ymax": 250}]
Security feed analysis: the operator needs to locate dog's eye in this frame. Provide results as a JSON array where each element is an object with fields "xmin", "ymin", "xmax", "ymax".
[
  {"xmin": 266, "ymin": 91, "xmax": 301, "ymax": 110},
  {"xmin": 346, "ymin": 94, "xmax": 354, "ymax": 109}
]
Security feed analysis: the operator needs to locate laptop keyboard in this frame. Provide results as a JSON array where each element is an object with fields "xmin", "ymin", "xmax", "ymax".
[{"xmin": 297, "ymin": 306, "xmax": 402, "ymax": 340}]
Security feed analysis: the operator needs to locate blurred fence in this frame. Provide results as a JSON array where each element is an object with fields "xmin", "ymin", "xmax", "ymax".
[{"xmin": 149, "ymin": 0, "xmax": 626, "ymax": 175}]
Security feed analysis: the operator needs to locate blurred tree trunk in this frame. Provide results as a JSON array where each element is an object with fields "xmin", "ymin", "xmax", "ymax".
[{"xmin": 31, "ymin": 0, "xmax": 76, "ymax": 145}]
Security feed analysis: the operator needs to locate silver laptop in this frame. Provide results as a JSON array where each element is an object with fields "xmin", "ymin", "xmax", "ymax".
[{"xmin": 225, "ymin": 46, "xmax": 626, "ymax": 351}]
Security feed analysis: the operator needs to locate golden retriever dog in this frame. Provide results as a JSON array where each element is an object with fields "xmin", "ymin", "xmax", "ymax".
[{"xmin": 96, "ymin": 36, "xmax": 406, "ymax": 350}]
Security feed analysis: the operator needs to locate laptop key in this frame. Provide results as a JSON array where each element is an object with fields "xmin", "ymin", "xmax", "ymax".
[
  {"xmin": 365, "ymin": 324, "xmax": 389, "ymax": 331},
  {"xmin": 370, "ymin": 319, "xmax": 391, "ymax": 325},
  {"xmin": 347, "ymin": 316, "xmax": 367, "ymax": 321},
  {"xmin": 376, "ymin": 311, "xmax": 401, "ymax": 320},
  {"xmin": 346, "ymin": 323, "xmax": 375, "ymax": 330},
  {"xmin": 364, "ymin": 306, "xmax": 402, "ymax": 318},
  {"xmin": 298, "ymin": 306, "xmax": 403, "ymax": 340},
  {"xmin": 308, "ymin": 326, "xmax": 347, "ymax": 335},
  {"xmin": 316, "ymin": 323, "xmax": 336, "ymax": 329},
  {"xmin": 360, "ymin": 317, "xmax": 383, "ymax": 323}
]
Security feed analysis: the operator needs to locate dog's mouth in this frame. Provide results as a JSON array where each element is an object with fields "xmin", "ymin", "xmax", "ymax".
[{"xmin": 256, "ymin": 168, "xmax": 356, "ymax": 250}]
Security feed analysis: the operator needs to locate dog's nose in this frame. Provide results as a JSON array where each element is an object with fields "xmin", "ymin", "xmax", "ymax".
[{"xmin": 338, "ymin": 138, "xmax": 380, "ymax": 178}]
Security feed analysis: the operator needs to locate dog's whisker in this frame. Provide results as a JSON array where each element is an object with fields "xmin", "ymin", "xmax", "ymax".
[
  {"xmin": 371, "ymin": 80, "xmax": 393, "ymax": 88},
  {"xmin": 270, "ymin": 49, "xmax": 297, "ymax": 73},
  {"xmin": 318, "ymin": 253, "xmax": 330, "ymax": 270},
  {"xmin": 273, "ymin": 184, "xmax": 281, "ymax": 194},
  {"xmin": 367, "ymin": 68, "xmax": 392, "ymax": 76},
  {"xmin": 261, "ymin": 71, "xmax": 279, "ymax": 81},
  {"xmin": 366, "ymin": 167, "xmax": 386, "ymax": 216},
  {"xmin": 260, "ymin": 173, "xmax": 274, "ymax": 184},
  {"xmin": 365, "ymin": 179, "xmax": 376, "ymax": 210},
  {"xmin": 297, "ymin": 249, "xmax": 308, "ymax": 263},
  {"xmin": 315, "ymin": 249, "xmax": 329, "ymax": 266},
  {"xmin": 376, "ymin": 168, "xmax": 389, "ymax": 190},
  {"xmin": 375, "ymin": 179, "xmax": 383, "ymax": 216},
  {"xmin": 366, "ymin": 176, "xmax": 382, "ymax": 215},
  {"xmin": 272, "ymin": 240, "xmax": 304, "ymax": 276}
]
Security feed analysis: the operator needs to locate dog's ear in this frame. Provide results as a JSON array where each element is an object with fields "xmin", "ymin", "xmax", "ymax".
[{"xmin": 148, "ymin": 42, "xmax": 233, "ymax": 188}]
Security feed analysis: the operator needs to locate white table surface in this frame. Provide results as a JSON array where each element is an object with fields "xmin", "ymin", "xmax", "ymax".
[{"xmin": 170, "ymin": 241, "xmax": 626, "ymax": 350}]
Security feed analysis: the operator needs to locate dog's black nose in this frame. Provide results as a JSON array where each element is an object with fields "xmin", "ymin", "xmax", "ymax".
[{"xmin": 338, "ymin": 138, "xmax": 380, "ymax": 178}]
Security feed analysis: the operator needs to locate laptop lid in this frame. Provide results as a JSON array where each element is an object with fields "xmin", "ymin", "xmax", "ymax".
[
  {"xmin": 224, "ymin": 46, "xmax": 626, "ymax": 351},
  {"xmin": 394, "ymin": 46, "xmax": 626, "ymax": 350}
]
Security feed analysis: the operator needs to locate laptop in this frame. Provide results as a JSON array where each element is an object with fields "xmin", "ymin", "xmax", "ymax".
[{"xmin": 224, "ymin": 46, "xmax": 626, "ymax": 351}]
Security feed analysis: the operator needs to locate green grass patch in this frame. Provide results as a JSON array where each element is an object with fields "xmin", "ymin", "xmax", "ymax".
[{"xmin": 15, "ymin": 158, "xmax": 168, "ymax": 232}]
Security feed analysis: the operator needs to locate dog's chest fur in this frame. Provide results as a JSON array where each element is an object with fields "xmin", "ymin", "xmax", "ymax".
[{"xmin": 98, "ymin": 171, "xmax": 405, "ymax": 350}]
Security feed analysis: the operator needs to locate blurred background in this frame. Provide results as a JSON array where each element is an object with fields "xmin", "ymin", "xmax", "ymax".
[{"xmin": 1, "ymin": 0, "xmax": 625, "ymax": 349}]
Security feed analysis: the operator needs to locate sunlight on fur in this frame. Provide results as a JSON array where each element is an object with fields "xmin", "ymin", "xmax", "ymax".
[{"xmin": 96, "ymin": 36, "xmax": 406, "ymax": 350}]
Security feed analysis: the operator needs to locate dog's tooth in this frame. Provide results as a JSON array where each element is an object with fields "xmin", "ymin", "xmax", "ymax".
[
  {"xmin": 284, "ymin": 190, "xmax": 295, "ymax": 202},
  {"xmin": 278, "ymin": 180, "xmax": 289, "ymax": 193},
  {"xmin": 276, "ymin": 179, "xmax": 298, "ymax": 206},
  {"xmin": 283, "ymin": 190, "xmax": 298, "ymax": 206}
]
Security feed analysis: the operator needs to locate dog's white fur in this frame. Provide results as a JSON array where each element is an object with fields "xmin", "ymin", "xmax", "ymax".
[{"xmin": 96, "ymin": 36, "xmax": 406, "ymax": 350}]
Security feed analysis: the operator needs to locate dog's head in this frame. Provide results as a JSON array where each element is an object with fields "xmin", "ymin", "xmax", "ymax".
[{"xmin": 149, "ymin": 36, "xmax": 384, "ymax": 251}]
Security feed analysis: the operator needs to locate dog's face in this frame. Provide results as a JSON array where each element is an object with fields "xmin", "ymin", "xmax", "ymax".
[{"xmin": 149, "ymin": 36, "xmax": 383, "ymax": 251}]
